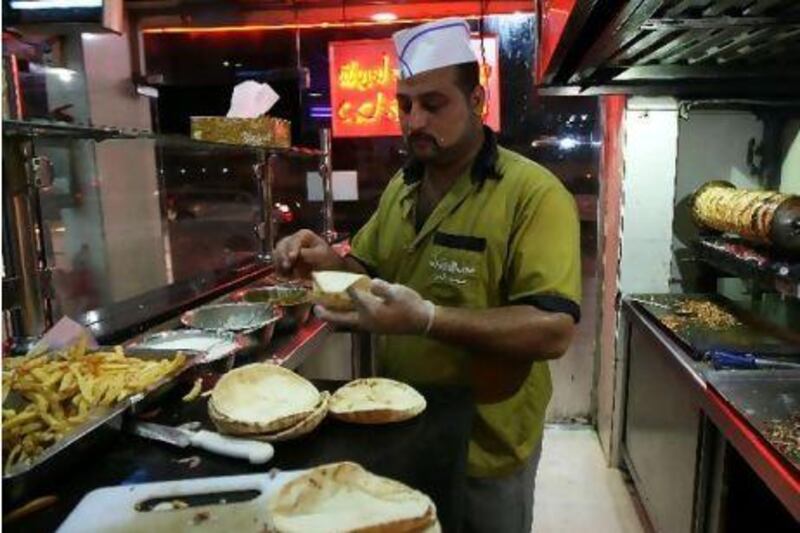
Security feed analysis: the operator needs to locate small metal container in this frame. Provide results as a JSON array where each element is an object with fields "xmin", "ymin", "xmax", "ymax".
[
  {"xmin": 240, "ymin": 285, "xmax": 313, "ymax": 331},
  {"xmin": 130, "ymin": 329, "xmax": 245, "ymax": 373},
  {"xmin": 180, "ymin": 302, "xmax": 281, "ymax": 346}
]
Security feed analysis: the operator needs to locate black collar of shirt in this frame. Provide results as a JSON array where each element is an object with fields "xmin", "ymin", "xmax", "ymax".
[{"xmin": 402, "ymin": 125, "xmax": 501, "ymax": 185}]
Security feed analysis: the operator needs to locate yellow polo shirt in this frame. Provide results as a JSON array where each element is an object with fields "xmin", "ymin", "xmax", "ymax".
[{"xmin": 349, "ymin": 129, "xmax": 581, "ymax": 478}]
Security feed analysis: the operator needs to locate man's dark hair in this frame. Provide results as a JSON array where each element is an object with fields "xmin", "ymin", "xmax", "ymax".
[{"xmin": 454, "ymin": 61, "xmax": 480, "ymax": 97}]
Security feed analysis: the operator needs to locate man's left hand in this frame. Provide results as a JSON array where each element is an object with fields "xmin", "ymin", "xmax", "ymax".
[{"xmin": 315, "ymin": 279, "xmax": 435, "ymax": 335}]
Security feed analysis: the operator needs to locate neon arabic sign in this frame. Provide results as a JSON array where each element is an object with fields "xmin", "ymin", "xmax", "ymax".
[{"xmin": 329, "ymin": 37, "xmax": 500, "ymax": 138}]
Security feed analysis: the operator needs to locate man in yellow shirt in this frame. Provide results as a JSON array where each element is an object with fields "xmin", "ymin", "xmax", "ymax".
[{"xmin": 275, "ymin": 18, "xmax": 580, "ymax": 532}]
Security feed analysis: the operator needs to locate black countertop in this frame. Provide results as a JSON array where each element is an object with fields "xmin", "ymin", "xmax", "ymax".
[{"xmin": 4, "ymin": 381, "xmax": 473, "ymax": 533}]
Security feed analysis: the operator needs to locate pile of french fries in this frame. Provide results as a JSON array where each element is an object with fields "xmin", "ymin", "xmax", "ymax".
[{"xmin": 2, "ymin": 339, "xmax": 186, "ymax": 470}]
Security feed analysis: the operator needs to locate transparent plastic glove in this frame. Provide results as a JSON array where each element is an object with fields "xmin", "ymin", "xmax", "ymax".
[{"xmin": 315, "ymin": 279, "xmax": 435, "ymax": 336}]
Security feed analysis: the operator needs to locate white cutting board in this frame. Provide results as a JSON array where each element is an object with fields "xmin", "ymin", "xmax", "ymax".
[{"xmin": 57, "ymin": 470, "xmax": 305, "ymax": 533}]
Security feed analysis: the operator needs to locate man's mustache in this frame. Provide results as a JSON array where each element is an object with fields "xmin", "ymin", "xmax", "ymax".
[{"xmin": 407, "ymin": 132, "xmax": 440, "ymax": 147}]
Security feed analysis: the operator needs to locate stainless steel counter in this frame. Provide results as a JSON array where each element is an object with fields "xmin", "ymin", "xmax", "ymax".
[
  {"xmin": 701, "ymin": 371, "xmax": 800, "ymax": 520},
  {"xmin": 622, "ymin": 298, "xmax": 800, "ymax": 526},
  {"xmin": 621, "ymin": 300, "xmax": 708, "ymax": 532},
  {"xmin": 623, "ymin": 298, "xmax": 709, "ymax": 387}
]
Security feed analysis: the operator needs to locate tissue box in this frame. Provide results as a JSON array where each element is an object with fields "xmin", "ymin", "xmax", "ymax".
[{"xmin": 190, "ymin": 116, "xmax": 291, "ymax": 148}]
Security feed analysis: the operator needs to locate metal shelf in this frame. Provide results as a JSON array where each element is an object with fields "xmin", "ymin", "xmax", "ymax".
[
  {"xmin": 2, "ymin": 119, "xmax": 323, "ymax": 159},
  {"xmin": 2, "ymin": 119, "xmax": 333, "ymax": 343},
  {"xmin": 693, "ymin": 237, "xmax": 800, "ymax": 299}
]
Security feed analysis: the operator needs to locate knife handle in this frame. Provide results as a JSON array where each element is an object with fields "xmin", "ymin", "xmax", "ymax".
[
  {"xmin": 189, "ymin": 430, "xmax": 274, "ymax": 464},
  {"xmin": 707, "ymin": 350, "xmax": 757, "ymax": 369}
]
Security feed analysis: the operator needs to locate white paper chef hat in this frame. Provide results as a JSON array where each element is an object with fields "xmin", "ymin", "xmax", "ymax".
[{"xmin": 393, "ymin": 18, "xmax": 478, "ymax": 79}]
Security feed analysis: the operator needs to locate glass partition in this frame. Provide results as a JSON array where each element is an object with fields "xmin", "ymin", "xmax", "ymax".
[
  {"xmin": 4, "ymin": 121, "xmax": 324, "ymax": 339},
  {"xmin": 34, "ymin": 135, "xmax": 264, "ymax": 319}
]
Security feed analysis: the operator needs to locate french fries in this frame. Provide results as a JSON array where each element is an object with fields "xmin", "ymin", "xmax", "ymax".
[
  {"xmin": 182, "ymin": 378, "xmax": 203, "ymax": 403},
  {"xmin": 2, "ymin": 340, "xmax": 186, "ymax": 470}
]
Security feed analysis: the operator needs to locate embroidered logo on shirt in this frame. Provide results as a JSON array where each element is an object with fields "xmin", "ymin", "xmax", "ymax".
[{"xmin": 429, "ymin": 253, "xmax": 476, "ymax": 286}]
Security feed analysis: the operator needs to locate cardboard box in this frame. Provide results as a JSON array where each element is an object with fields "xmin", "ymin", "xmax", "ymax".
[{"xmin": 190, "ymin": 116, "xmax": 291, "ymax": 148}]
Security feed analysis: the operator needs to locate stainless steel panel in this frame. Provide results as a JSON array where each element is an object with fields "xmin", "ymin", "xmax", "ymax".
[
  {"xmin": 702, "ymin": 0, "xmax": 754, "ymax": 17},
  {"xmin": 695, "ymin": 419, "xmax": 728, "ymax": 533},
  {"xmin": 705, "ymin": 369, "xmax": 800, "ymax": 471},
  {"xmin": 624, "ymin": 316, "xmax": 703, "ymax": 533},
  {"xmin": 611, "ymin": 30, "xmax": 683, "ymax": 64}
]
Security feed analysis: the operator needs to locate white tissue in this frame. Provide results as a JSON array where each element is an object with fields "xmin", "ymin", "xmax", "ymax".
[
  {"xmin": 27, "ymin": 316, "xmax": 99, "ymax": 356},
  {"xmin": 226, "ymin": 80, "xmax": 280, "ymax": 118}
]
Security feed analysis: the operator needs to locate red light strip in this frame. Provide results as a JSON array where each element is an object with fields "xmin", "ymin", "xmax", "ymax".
[
  {"xmin": 143, "ymin": 17, "xmax": 469, "ymax": 34},
  {"xmin": 141, "ymin": 8, "xmax": 533, "ymax": 35}
]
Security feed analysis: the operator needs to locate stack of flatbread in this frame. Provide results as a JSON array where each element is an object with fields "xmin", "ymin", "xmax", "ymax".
[
  {"xmin": 268, "ymin": 462, "xmax": 440, "ymax": 532},
  {"xmin": 330, "ymin": 378, "xmax": 427, "ymax": 424},
  {"xmin": 208, "ymin": 363, "xmax": 328, "ymax": 442}
]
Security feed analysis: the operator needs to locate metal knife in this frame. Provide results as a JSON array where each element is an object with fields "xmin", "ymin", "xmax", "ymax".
[{"xmin": 126, "ymin": 421, "xmax": 274, "ymax": 464}]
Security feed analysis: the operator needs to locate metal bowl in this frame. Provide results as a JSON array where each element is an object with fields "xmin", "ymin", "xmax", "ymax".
[
  {"xmin": 131, "ymin": 329, "xmax": 245, "ymax": 372},
  {"xmin": 240, "ymin": 285, "xmax": 313, "ymax": 331},
  {"xmin": 180, "ymin": 303, "xmax": 281, "ymax": 345}
]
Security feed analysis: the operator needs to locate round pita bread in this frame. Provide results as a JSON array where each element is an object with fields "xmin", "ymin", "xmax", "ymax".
[
  {"xmin": 249, "ymin": 391, "xmax": 330, "ymax": 443},
  {"xmin": 209, "ymin": 363, "xmax": 319, "ymax": 434},
  {"xmin": 268, "ymin": 462, "xmax": 437, "ymax": 533},
  {"xmin": 329, "ymin": 378, "xmax": 426, "ymax": 424}
]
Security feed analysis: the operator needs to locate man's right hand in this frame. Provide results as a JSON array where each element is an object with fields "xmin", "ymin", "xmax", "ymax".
[{"xmin": 273, "ymin": 229, "xmax": 344, "ymax": 279}]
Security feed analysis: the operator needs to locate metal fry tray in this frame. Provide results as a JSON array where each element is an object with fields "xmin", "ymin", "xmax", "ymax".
[{"xmin": 2, "ymin": 347, "xmax": 198, "ymax": 505}]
